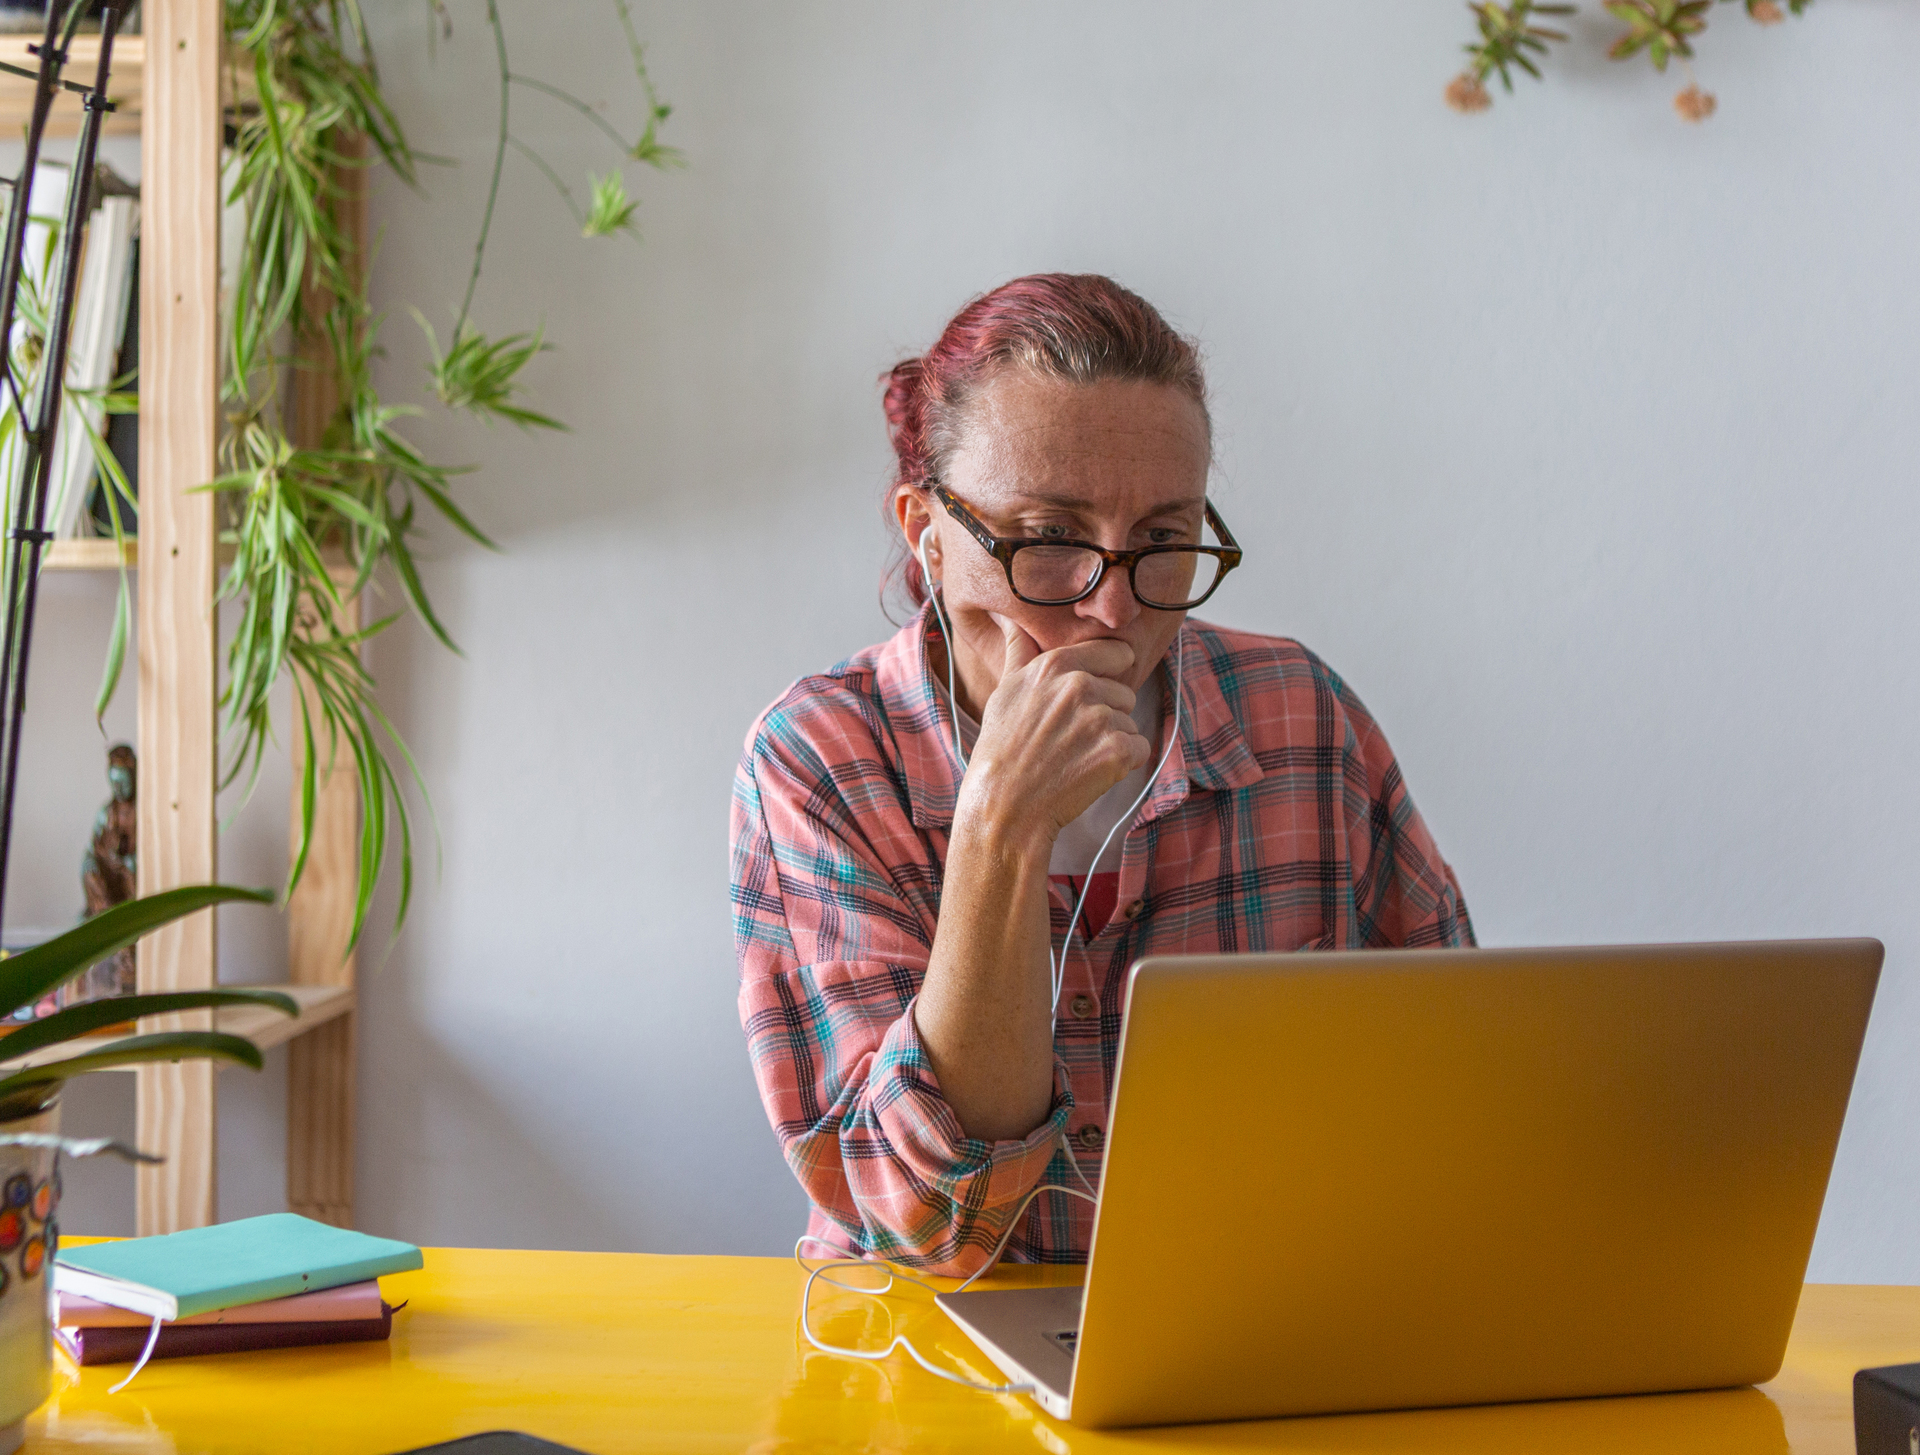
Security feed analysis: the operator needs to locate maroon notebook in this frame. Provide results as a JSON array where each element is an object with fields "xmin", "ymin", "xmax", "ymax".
[{"xmin": 56, "ymin": 1304, "xmax": 393, "ymax": 1366}]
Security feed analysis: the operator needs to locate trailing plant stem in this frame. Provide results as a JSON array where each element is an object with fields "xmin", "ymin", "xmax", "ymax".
[{"xmin": 454, "ymin": 0, "xmax": 512, "ymax": 339}]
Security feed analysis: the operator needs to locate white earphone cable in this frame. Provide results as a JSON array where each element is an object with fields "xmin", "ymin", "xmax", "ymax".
[
  {"xmin": 793, "ymin": 1182, "xmax": 1098, "ymax": 1394},
  {"xmin": 918, "ymin": 534, "xmax": 971, "ymax": 776},
  {"xmin": 1048, "ymin": 630, "xmax": 1182, "ymax": 1038},
  {"xmin": 867, "ymin": 530, "xmax": 1184, "ymax": 1392}
]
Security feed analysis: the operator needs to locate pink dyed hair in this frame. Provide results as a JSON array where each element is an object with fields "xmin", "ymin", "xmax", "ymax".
[{"xmin": 880, "ymin": 273, "xmax": 1209, "ymax": 609}]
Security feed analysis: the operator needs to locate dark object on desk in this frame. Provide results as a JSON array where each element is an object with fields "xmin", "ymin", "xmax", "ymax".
[
  {"xmin": 1855, "ymin": 1362, "xmax": 1920, "ymax": 1455},
  {"xmin": 76, "ymin": 743, "xmax": 138, "ymax": 1004},
  {"xmin": 57, "ymin": 1304, "xmax": 393, "ymax": 1365},
  {"xmin": 390, "ymin": 1435, "xmax": 596, "ymax": 1455}
]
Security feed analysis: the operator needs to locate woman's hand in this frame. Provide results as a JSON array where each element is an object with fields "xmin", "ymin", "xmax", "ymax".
[{"xmin": 958, "ymin": 616, "xmax": 1152, "ymax": 855}]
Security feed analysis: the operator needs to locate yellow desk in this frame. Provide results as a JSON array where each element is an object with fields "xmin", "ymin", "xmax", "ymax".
[{"xmin": 24, "ymin": 1250, "xmax": 1920, "ymax": 1454}]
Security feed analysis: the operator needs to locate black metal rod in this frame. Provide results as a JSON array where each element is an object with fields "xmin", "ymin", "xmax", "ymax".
[
  {"xmin": 0, "ymin": 0, "xmax": 75, "ymax": 941},
  {"xmin": 0, "ymin": 4, "xmax": 69, "ymax": 424},
  {"xmin": 0, "ymin": 4, "xmax": 119, "ymax": 938}
]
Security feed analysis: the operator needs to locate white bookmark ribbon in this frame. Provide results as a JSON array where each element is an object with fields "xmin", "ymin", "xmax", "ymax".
[{"xmin": 106, "ymin": 1315, "xmax": 166, "ymax": 1394}]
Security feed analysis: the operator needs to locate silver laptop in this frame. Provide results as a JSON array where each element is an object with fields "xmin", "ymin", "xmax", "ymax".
[{"xmin": 937, "ymin": 940, "xmax": 1882, "ymax": 1428}]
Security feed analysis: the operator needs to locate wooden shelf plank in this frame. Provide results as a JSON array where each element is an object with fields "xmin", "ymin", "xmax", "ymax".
[
  {"xmin": 0, "ymin": 34, "xmax": 145, "ymax": 137},
  {"xmin": 43, "ymin": 538, "xmax": 134, "ymax": 570},
  {"xmin": 227, "ymin": 983, "xmax": 355, "ymax": 1055},
  {"xmin": 0, "ymin": 983, "xmax": 354, "ymax": 1071},
  {"xmin": 42, "ymin": 537, "xmax": 242, "ymax": 571}
]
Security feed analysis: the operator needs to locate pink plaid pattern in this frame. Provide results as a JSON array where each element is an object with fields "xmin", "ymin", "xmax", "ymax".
[{"xmin": 731, "ymin": 606, "xmax": 1473, "ymax": 1274}]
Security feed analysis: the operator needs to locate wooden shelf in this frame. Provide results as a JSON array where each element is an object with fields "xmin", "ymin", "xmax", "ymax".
[
  {"xmin": 0, "ymin": 982, "xmax": 353, "ymax": 1071},
  {"xmin": 28, "ymin": 0, "xmax": 362, "ymax": 1235},
  {"xmin": 43, "ymin": 537, "xmax": 134, "ymax": 570},
  {"xmin": 0, "ymin": 34, "xmax": 145, "ymax": 138}
]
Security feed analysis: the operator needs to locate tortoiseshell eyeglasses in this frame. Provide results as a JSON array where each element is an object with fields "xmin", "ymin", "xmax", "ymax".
[{"xmin": 922, "ymin": 480, "xmax": 1243, "ymax": 611}]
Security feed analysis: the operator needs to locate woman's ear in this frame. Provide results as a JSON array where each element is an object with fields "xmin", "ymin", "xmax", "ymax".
[{"xmin": 895, "ymin": 485, "xmax": 938, "ymax": 567}]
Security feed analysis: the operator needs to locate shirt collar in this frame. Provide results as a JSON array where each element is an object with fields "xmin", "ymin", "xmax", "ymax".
[{"xmin": 877, "ymin": 603, "xmax": 1264, "ymax": 834}]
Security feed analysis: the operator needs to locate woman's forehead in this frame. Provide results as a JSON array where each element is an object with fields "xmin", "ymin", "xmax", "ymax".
[{"xmin": 949, "ymin": 372, "xmax": 1209, "ymax": 507}]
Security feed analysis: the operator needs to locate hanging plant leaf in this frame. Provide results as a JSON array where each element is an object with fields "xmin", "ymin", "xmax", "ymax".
[{"xmin": 1606, "ymin": 0, "xmax": 1713, "ymax": 70}]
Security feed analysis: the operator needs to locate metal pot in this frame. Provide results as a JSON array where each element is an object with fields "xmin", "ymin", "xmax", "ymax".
[{"xmin": 0, "ymin": 1100, "xmax": 60, "ymax": 1455}]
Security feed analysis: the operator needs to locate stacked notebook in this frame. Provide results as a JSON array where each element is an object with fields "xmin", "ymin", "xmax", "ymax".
[{"xmin": 53, "ymin": 1212, "xmax": 423, "ymax": 1368}]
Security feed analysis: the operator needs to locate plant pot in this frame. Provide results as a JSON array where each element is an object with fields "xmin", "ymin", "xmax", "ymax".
[{"xmin": 0, "ymin": 1099, "xmax": 59, "ymax": 1455}]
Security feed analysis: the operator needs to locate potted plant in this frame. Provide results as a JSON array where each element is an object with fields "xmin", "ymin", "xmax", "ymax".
[
  {"xmin": 0, "ymin": 11, "xmax": 296, "ymax": 1448},
  {"xmin": 0, "ymin": 892, "xmax": 295, "ymax": 1448}
]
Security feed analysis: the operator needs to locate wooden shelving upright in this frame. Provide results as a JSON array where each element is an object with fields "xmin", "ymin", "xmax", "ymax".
[{"xmin": 12, "ymin": 0, "xmax": 363, "ymax": 1235}]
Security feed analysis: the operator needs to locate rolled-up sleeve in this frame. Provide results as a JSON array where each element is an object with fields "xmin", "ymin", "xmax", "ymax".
[{"xmin": 731, "ymin": 703, "xmax": 1072, "ymax": 1274}]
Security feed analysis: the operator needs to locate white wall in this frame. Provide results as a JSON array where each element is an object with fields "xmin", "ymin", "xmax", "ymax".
[{"xmin": 19, "ymin": 2, "xmax": 1920, "ymax": 1277}]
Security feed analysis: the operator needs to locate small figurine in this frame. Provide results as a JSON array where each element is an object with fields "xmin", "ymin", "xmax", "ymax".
[{"xmin": 75, "ymin": 743, "xmax": 137, "ymax": 1003}]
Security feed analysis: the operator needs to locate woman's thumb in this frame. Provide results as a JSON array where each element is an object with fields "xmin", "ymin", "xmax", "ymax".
[{"xmin": 992, "ymin": 612, "xmax": 1041, "ymax": 676}]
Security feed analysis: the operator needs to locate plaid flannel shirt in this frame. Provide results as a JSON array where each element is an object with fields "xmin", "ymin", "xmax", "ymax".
[{"xmin": 731, "ymin": 606, "xmax": 1474, "ymax": 1275}]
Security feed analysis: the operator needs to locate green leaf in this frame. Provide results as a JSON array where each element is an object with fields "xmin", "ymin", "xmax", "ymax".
[
  {"xmin": 0, "ymin": 988, "xmax": 298, "ymax": 1062},
  {"xmin": 582, "ymin": 171, "xmax": 640, "ymax": 238},
  {"xmin": 79, "ymin": 408, "xmax": 135, "ymax": 721},
  {"xmin": 0, "ymin": 1031, "xmax": 269, "ymax": 1104},
  {"xmin": 418, "ymin": 312, "xmax": 566, "ymax": 431},
  {"xmin": 0, "ymin": 886, "xmax": 275, "ymax": 1020},
  {"xmin": 1460, "ymin": 1, "xmax": 1571, "ymax": 92}
]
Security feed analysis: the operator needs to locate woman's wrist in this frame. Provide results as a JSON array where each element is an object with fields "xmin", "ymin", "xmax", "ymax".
[{"xmin": 952, "ymin": 768, "xmax": 1055, "ymax": 869}]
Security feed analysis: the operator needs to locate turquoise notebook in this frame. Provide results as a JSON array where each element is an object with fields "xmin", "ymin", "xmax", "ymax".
[{"xmin": 54, "ymin": 1212, "xmax": 423, "ymax": 1321}]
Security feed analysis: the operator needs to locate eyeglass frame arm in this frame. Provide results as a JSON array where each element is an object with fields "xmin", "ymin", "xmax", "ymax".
[{"xmin": 920, "ymin": 479, "xmax": 1243, "ymax": 609}]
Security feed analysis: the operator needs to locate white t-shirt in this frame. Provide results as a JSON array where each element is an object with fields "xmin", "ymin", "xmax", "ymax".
[{"xmin": 954, "ymin": 670, "xmax": 1163, "ymax": 878}]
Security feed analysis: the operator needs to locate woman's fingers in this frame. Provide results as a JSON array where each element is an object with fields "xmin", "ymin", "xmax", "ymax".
[{"xmin": 1046, "ymin": 636, "xmax": 1134, "ymax": 683}]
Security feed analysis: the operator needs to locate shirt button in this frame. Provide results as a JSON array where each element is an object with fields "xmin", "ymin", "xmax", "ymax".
[
  {"xmin": 1121, "ymin": 899, "xmax": 1144, "ymax": 920},
  {"xmin": 1077, "ymin": 1125, "xmax": 1105, "ymax": 1152},
  {"xmin": 1069, "ymin": 994, "xmax": 1095, "ymax": 1020}
]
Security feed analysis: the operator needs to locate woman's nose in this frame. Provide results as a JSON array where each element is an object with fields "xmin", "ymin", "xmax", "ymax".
[{"xmin": 1076, "ymin": 561, "xmax": 1140, "ymax": 632}]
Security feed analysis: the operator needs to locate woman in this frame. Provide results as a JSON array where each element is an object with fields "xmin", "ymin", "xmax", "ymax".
[{"xmin": 731, "ymin": 274, "xmax": 1473, "ymax": 1276}]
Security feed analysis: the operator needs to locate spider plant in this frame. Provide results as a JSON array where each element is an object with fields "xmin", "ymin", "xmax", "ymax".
[
  {"xmin": 91, "ymin": 0, "xmax": 683, "ymax": 959},
  {"xmin": 0, "ymin": 888, "xmax": 296, "ymax": 1123}
]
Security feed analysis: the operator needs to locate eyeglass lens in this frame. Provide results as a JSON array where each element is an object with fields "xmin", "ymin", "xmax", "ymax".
[{"xmin": 1010, "ymin": 546, "xmax": 1224, "ymax": 608}]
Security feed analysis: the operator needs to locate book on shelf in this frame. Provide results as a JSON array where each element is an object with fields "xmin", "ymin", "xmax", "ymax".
[{"xmin": 0, "ymin": 160, "xmax": 139, "ymax": 543}]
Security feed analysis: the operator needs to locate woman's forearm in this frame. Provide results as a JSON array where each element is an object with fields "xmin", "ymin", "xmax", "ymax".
[
  {"xmin": 913, "ymin": 622, "xmax": 1149, "ymax": 1145},
  {"xmin": 914, "ymin": 804, "xmax": 1057, "ymax": 1144}
]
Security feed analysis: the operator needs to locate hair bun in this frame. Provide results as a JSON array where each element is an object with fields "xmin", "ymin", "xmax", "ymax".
[{"xmin": 881, "ymin": 357, "xmax": 927, "ymax": 484}]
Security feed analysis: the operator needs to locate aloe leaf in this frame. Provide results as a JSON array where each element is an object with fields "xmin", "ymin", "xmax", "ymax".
[
  {"xmin": 0, "ymin": 1031, "xmax": 268, "ymax": 1101},
  {"xmin": 0, "ymin": 989, "xmax": 297, "ymax": 1063},
  {"xmin": 0, "ymin": 886, "xmax": 275, "ymax": 1020}
]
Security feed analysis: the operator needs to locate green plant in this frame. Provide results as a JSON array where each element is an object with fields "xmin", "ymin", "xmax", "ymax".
[
  {"xmin": 1444, "ymin": 0, "xmax": 1816, "ymax": 117},
  {"xmin": 84, "ymin": 0, "xmax": 679, "ymax": 952},
  {"xmin": 1447, "ymin": 1, "xmax": 1576, "ymax": 111},
  {"xmin": 0, "ymin": 885, "xmax": 295, "ymax": 1122},
  {"xmin": 1605, "ymin": 0, "xmax": 1711, "ymax": 68}
]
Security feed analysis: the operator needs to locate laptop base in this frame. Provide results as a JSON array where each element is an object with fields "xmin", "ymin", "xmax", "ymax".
[{"xmin": 936, "ymin": 1285, "xmax": 1081, "ymax": 1420}]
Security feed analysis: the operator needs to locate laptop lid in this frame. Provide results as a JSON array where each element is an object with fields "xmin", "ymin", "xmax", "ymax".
[{"xmin": 1067, "ymin": 939, "xmax": 1881, "ymax": 1428}]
